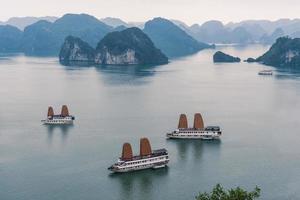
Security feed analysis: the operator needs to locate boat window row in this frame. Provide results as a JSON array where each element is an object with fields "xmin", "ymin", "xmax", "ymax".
[
  {"xmin": 49, "ymin": 120, "xmax": 67, "ymax": 123},
  {"xmin": 178, "ymin": 132, "xmax": 217, "ymax": 134},
  {"xmin": 181, "ymin": 132, "xmax": 204, "ymax": 134}
]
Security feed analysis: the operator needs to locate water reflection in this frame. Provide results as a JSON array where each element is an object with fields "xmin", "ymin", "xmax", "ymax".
[
  {"xmin": 45, "ymin": 124, "xmax": 73, "ymax": 145},
  {"xmin": 109, "ymin": 167, "xmax": 169, "ymax": 200},
  {"xmin": 274, "ymin": 68, "xmax": 300, "ymax": 80},
  {"xmin": 60, "ymin": 61, "xmax": 95, "ymax": 67},
  {"xmin": 167, "ymin": 139, "xmax": 221, "ymax": 161},
  {"xmin": 95, "ymin": 65, "xmax": 162, "ymax": 85},
  {"xmin": 60, "ymin": 62, "xmax": 167, "ymax": 85}
]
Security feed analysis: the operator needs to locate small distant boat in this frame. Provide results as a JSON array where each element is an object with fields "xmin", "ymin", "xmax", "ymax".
[
  {"xmin": 41, "ymin": 105, "xmax": 75, "ymax": 125},
  {"xmin": 108, "ymin": 138, "xmax": 169, "ymax": 173},
  {"xmin": 166, "ymin": 113, "xmax": 222, "ymax": 140},
  {"xmin": 258, "ymin": 70, "xmax": 273, "ymax": 75}
]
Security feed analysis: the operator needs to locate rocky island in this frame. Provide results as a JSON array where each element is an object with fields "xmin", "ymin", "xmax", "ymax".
[
  {"xmin": 256, "ymin": 37, "xmax": 300, "ymax": 68},
  {"xmin": 245, "ymin": 57, "xmax": 256, "ymax": 63},
  {"xmin": 213, "ymin": 51, "xmax": 241, "ymax": 63},
  {"xmin": 59, "ymin": 36, "xmax": 95, "ymax": 64},
  {"xmin": 95, "ymin": 27, "xmax": 168, "ymax": 65},
  {"xmin": 59, "ymin": 27, "xmax": 168, "ymax": 65}
]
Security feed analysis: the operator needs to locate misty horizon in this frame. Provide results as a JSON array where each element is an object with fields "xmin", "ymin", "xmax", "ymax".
[
  {"xmin": 1, "ymin": 13, "xmax": 300, "ymax": 27},
  {"xmin": 1, "ymin": 0, "xmax": 300, "ymax": 25}
]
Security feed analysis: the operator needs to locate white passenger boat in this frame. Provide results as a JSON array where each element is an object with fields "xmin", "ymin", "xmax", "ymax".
[
  {"xmin": 258, "ymin": 70, "xmax": 273, "ymax": 75},
  {"xmin": 108, "ymin": 138, "xmax": 169, "ymax": 173},
  {"xmin": 41, "ymin": 105, "xmax": 75, "ymax": 125},
  {"xmin": 166, "ymin": 113, "xmax": 222, "ymax": 140}
]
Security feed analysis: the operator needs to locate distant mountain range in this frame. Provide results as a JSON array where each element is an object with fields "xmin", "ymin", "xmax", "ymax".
[
  {"xmin": 21, "ymin": 14, "xmax": 113, "ymax": 55},
  {"xmin": 0, "ymin": 14, "xmax": 212, "ymax": 57},
  {"xmin": 185, "ymin": 19, "xmax": 300, "ymax": 44},
  {"xmin": 100, "ymin": 17, "xmax": 128, "ymax": 28},
  {"xmin": 1, "ymin": 14, "xmax": 300, "ymax": 57},
  {"xmin": 0, "ymin": 16, "xmax": 57, "ymax": 30},
  {"xmin": 144, "ymin": 18, "xmax": 211, "ymax": 57}
]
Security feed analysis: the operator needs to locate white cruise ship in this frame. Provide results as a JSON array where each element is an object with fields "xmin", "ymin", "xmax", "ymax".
[
  {"xmin": 258, "ymin": 70, "xmax": 273, "ymax": 75},
  {"xmin": 166, "ymin": 113, "xmax": 222, "ymax": 140},
  {"xmin": 41, "ymin": 105, "xmax": 75, "ymax": 125},
  {"xmin": 108, "ymin": 138, "xmax": 169, "ymax": 173}
]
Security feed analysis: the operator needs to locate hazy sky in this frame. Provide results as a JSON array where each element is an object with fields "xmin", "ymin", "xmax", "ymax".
[{"xmin": 1, "ymin": 0, "xmax": 299, "ymax": 25}]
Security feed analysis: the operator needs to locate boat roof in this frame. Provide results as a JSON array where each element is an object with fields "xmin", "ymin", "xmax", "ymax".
[
  {"xmin": 49, "ymin": 115, "xmax": 73, "ymax": 118},
  {"xmin": 178, "ymin": 126, "xmax": 220, "ymax": 130}
]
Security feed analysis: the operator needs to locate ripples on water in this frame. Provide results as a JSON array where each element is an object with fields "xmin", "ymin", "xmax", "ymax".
[{"xmin": 1, "ymin": 45, "xmax": 300, "ymax": 200}]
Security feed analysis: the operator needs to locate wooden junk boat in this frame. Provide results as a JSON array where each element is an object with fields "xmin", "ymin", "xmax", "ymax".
[
  {"xmin": 108, "ymin": 138, "xmax": 169, "ymax": 173},
  {"xmin": 166, "ymin": 113, "xmax": 222, "ymax": 140},
  {"xmin": 41, "ymin": 105, "xmax": 75, "ymax": 125}
]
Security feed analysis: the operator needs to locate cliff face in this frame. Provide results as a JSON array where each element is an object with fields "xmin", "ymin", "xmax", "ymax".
[
  {"xmin": 95, "ymin": 48, "xmax": 138, "ymax": 65},
  {"xmin": 59, "ymin": 27, "xmax": 168, "ymax": 65},
  {"xmin": 59, "ymin": 36, "xmax": 95, "ymax": 64},
  {"xmin": 95, "ymin": 27, "xmax": 168, "ymax": 65},
  {"xmin": 257, "ymin": 37, "xmax": 300, "ymax": 68}
]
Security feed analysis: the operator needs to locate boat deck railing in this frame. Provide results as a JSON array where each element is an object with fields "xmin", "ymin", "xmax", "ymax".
[
  {"xmin": 119, "ymin": 148, "xmax": 168, "ymax": 162},
  {"xmin": 47, "ymin": 115, "xmax": 75, "ymax": 119},
  {"xmin": 177, "ymin": 126, "xmax": 220, "ymax": 132}
]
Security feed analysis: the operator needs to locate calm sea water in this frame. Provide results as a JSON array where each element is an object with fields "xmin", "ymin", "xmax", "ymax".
[{"xmin": 1, "ymin": 45, "xmax": 300, "ymax": 200}]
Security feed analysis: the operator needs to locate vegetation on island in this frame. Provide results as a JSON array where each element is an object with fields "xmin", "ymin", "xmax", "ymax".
[
  {"xmin": 59, "ymin": 36, "xmax": 96, "ymax": 64},
  {"xmin": 256, "ymin": 37, "xmax": 300, "ymax": 68},
  {"xmin": 96, "ymin": 27, "xmax": 168, "ymax": 64},
  {"xmin": 195, "ymin": 184, "xmax": 261, "ymax": 200},
  {"xmin": 213, "ymin": 51, "xmax": 241, "ymax": 63},
  {"xmin": 60, "ymin": 27, "xmax": 168, "ymax": 65}
]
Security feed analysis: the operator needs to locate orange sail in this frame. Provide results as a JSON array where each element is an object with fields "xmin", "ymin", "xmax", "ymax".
[
  {"xmin": 178, "ymin": 114, "xmax": 188, "ymax": 129},
  {"xmin": 61, "ymin": 105, "xmax": 69, "ymax": 117},
  {"xmin": 47, "ymin": 106, "xmax": 54, "ymax": 117},
  {"xmin": 193, "ymin": 113, "xmax": 204, "ymax": 129},
  {"xmin": 122, "ymin": 143, "xmax": 133, "ymax": 160},
  {"xmin": 140, "ymin": 138, "xmax": 152, "ymax": 156}
]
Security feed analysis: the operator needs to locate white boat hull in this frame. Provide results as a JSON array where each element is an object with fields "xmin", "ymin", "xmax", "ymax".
[
  {"xmin": 166, "ymin": 133, "xmax": 220, "ymax": 140},
  {"xmin": 166, "ymin": 127, "xmax": 222, "ymax": 140},
  {"xmin": 41, "ymin": 116, "xmax": 74, "ymax": 125},
  {"xmin": 42, "ymin": 120, "xmax": 73, "ymax": 125},
  {"xmin": 109, "ymin": 155, "xmax": 169, "ymax": 173}
]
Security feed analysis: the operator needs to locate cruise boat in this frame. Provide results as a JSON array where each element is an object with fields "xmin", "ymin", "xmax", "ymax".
[
  {"xmin": 108, "ymin": 138, "xmax": 169, "ymax": 173},
  {"xmin": 41, "ymin": 105, "xmax": 75, "ymax": 125},
  {"xmin": 258, "ymin": 70, "xmax": 273, "ymax": 75},
  {"xmin": 166, "ymin": 113, "xmax": 222, "ymax": 140}
]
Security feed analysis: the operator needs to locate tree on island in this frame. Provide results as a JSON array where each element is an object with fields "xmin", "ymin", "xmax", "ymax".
[{"xmin": 195, "ymin": 184, "xmax": 261, "ymax": 200}]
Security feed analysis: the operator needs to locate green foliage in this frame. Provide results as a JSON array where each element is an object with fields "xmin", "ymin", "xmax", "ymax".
[
  {"xmin": 213, "ymin": 51, "xmax": 241, "ymax": 63},
  {"xmin": 59, "ymin": 36, "xmax": 95, "ymax": 64},
  {"xmin": 257, "ymin": 37, "xmax": 300, "ymax": 68},
  {"xmin": 195, "ymin": 184, "xmax": 261, "ymax": 200},
  {"xmin": 96, "ymin": 27, "xmax": 168, "ymax": 64}
]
